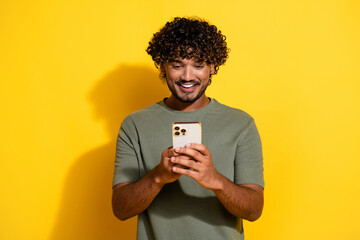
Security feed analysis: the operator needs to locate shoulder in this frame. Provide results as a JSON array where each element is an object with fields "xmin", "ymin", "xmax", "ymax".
[
  {"xmin": 211, "ymin": 99, "xmax": 255, "ymax": 124},
  {"xmin": 121, "ymin": 101, "xmax": 164, "ymax": 126}
]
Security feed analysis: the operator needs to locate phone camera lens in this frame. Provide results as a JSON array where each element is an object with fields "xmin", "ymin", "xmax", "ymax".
[
  {"xmin": 174, "ymin": 126, "xmax": 180, "ymax": 130},
  {"xmin": 174, "ymin": 132, "xmax": 180, "ymax": 136}
]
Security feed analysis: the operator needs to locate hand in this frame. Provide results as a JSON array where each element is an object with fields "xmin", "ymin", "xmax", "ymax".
[
  {"xmin": 154, "ymin": 147, "xmax": 191, "ymax": 185},
  {"xmin": 171, "ymin": 143, "xmax": 223, "ymax": 190}
]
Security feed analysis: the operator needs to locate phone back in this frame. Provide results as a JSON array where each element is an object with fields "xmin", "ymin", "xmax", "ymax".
[{"xmin": 172, "ymin": 122, "xmax": 202, "ymax": 148}]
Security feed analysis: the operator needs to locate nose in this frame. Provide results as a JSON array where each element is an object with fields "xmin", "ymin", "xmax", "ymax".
[{"xmin": 181, "ymin": 66, "xmax": 195, "ymax": 81}]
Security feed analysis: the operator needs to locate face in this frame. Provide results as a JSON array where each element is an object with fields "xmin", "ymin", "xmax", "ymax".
[{"xmin": 162, "ymin": 58, "xmax": 215, "ymax": 103}]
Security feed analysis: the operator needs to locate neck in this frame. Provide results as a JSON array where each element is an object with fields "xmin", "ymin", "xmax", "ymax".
[{"xmin": 165, "ymin": 95, "xmax": 210, "ymax": 111}]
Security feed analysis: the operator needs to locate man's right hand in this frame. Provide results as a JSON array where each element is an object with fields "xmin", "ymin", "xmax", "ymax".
[
  {"xmin": 112, "ymin": 146, "xmax": 191, "ymax": 221},
  {"xmin": 153, "ymin": 146, "xmax": 190, "ymax": 185}
]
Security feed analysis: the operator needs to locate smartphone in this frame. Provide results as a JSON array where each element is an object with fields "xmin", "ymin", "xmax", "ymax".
[{"xmin": 172, "ymin": 122, "xmax": 202, "ymax": 149}]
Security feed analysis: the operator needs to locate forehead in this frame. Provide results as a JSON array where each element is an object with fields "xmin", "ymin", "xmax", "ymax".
[{"xmin": 169, "ymin": 58, "xmax": 205, "ymax": 64}]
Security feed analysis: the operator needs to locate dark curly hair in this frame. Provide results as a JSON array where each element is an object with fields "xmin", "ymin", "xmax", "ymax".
[{"xmin": 146, "ymin": 17, "xmax": 229, "ymax": 80}]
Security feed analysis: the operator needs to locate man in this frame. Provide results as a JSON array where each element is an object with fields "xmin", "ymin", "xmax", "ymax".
[{"xmin": 112, "ymin": 17, "xmax": 264, "ymax": 240}]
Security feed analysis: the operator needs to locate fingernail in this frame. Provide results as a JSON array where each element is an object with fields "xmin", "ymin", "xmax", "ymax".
[
  {"xmin": 186, "ymin": 143, "xmax": 191, "ymax": 148},
  {"xmin": 170, "ymin": 157, "xmax": 175, "ymax": 162},
  {"xmin": 175, "ymin": 147, "xmax": 180, "ymax": 152},
  {"xmin": 172, "ymin": 167, "xmax": 177, "ymax": 172}
]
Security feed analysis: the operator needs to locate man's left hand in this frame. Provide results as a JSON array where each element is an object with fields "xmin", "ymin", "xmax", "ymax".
[{"xmin": 171, "ymin": 143, "xmax": 223, "ymax": 190}]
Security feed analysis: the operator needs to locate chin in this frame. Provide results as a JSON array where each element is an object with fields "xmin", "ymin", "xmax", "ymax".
[{"xmin": 175, "ymin": 94, "xmax": 202, "ymax": 103}]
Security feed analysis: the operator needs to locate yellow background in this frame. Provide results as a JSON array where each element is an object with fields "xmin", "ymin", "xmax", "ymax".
[{"xmin": 1, "ymin": 0, "xmax": 359, "ymax": 239}]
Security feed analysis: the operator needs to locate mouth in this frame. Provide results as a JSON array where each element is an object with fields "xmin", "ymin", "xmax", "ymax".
[
  {"xmin": 176, "ymin": 82, "xmax": 199, "ymax": 93},
  {"xmin": 181, "ymin": 84, "xmax": 195, "ymax": 88}
]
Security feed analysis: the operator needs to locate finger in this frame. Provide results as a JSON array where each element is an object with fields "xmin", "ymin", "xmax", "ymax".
[
  {"xmin": 176, "ymin": 154, "xmax": 192, "ymax": 160},
  {"xmin": 164, "ymin": 147, "xmax": 185, "ymax": 158},
  {"xmin": 170, "ymin": 146, "xmax": 196, "ymax": 159},
  {"xmin": 167, "ymin": 147, "xmax": 187, "ymax": 158},
  {"xmin": 172, "ymin": 166, "xmax": 198, "ymax": 178},
  {"xmin": 171, "ymin": 156, "xmax": 199, "ymax": 171},
  {"xmin": 185, "ymin": 143, "xmax": 210, "ymax": 156},
  {"xmin": 173, "ymin": 147, "xmax": 204, "ymax": 162},
  {"xmin": 163, "ymin": 146, "xmax": 174, "ymax": 158},
  {"xmin": 172, "ymin": 163, "xmax": 190, "ymax": 169}
]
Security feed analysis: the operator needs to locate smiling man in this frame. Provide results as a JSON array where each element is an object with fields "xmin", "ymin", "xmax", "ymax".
[
  {"xmin": 112, "ymin": 17, "xmax": 264, "ymax": 240},
  {"xmin": 163, "ymin": 58, "xmax": 214, "ymax": 110}
]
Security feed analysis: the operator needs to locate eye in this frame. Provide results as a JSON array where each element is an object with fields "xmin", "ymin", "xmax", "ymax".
[
  {"xmin": 171, "ymin": 64, "xmax": 181, "ymax": 69},
  {"xmin": 195, "ymin": 65, "xmax": 204, "ymax": 69}
]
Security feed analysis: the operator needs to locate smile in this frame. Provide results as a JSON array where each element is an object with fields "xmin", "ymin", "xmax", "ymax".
[
  {"xmin": 181, "ymin": 84, "xmax": 195, "ymax": 88},
  {"xmin": 176, "ymin": 82, "xmax": 198, "ymax": 93}
]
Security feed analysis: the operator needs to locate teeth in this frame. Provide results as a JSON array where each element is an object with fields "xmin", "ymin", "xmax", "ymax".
[{"xmin": 181, "ymin": 85, "xmax": 195, "ymax": 88}]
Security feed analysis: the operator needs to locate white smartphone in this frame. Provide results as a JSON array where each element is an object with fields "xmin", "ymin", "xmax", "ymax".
[{"xmin": 172, "ymin": 122, "xmax": 202, "ymax": 149}]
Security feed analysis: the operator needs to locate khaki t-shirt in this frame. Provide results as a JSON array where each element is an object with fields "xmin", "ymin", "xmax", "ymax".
[{"xmin": 113, "ymin": 98, "xmax": 264, "ymax": 240}]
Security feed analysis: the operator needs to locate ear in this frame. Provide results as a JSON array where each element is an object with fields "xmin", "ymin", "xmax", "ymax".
[
  {"xmin": 159, "ymin": 64, "xmax": 167, "ymax": 80},
  {"xmin": 210, "ymin": 64, "xmax": 215, "ymax": 75},
  {"xmin": 160, "ymin": 63, "xmax": 166, "ymax": 74}
]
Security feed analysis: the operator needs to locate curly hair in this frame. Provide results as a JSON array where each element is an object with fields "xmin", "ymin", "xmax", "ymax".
[{"xmin": 146, "ymin": 17, "xmax": 229, "ymax": 80}]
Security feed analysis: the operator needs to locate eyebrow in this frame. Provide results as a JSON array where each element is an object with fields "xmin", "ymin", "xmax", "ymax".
[{"xmin": 169, "ymin": 59, "xmax": 205, "ymax": 64}]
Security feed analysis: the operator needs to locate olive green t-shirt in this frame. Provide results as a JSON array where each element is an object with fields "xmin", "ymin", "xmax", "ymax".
[{"xmin": 113, "ymin": 98, "xmax": 264, "ymax": 240}]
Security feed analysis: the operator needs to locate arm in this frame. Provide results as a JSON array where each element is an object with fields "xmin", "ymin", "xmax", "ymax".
[
  {"xmin": 112, "ymin": 166, "xmax": 164, "ymax": 221},
  {"xmin": 171, "ymin": 143, "xmax": 264, "ymax": 221},
  {"xmin": 213, "ymin": 181, "xmax": 263, "ymax": 221},
  {"xmin": 112, "ymin": 147, "xmax": 189, "ymax": 221}
]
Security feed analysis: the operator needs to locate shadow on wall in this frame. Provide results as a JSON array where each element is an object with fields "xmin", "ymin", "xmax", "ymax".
[{"xmin": 50, "ymin": 64, "xmax": 169, "ymax": 240}]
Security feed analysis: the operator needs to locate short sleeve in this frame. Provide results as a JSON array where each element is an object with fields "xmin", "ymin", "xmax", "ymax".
[
  {"xmin": 234, "ymin": 119, "xmax": 264, "ymax": 188},
  {"xmin": 112, "ymin": 117, "xmax": 140, "ymax": 187}
]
